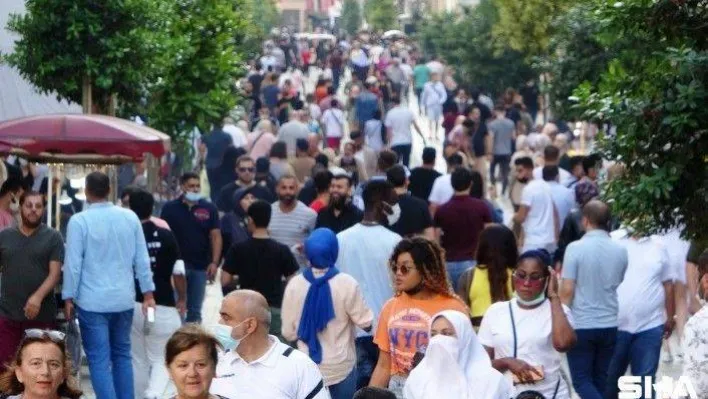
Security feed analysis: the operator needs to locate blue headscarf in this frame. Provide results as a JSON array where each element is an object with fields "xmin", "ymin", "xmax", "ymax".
[{"xmin": 298, "ymin": 228, "xmax": 340, "ymax": 364}]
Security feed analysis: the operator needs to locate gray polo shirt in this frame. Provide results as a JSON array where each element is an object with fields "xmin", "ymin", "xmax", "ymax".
[
  {"xmin": 489, "ymin": 117, "xmax": 515, "ymax": 155},
  {"xmin": 0, "ymin": 225, "xmax": 65, "ymax": 323},
  {"xmin": 562, "ymin": 229, "xmax": 628, "ymax": 329}
]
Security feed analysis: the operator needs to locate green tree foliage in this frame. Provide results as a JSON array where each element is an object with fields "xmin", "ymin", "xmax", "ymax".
[
  {"xmin": 241, "ymin": 0, "xmax": 280, "ymax": 58},
  {"xmin": 493, "ymin": 0, "xmax": 578, "ymax": 58},
  {"xmin": 418, "ymin": 0, "xmax": 533, "ymax": 97},
  {"xmin": 574, "ymin": 0, "xmax": 708, "ymax": 241},
  {"xmin": 364, "ymin": 0, "xmax": 397, "ymax": 32},
  {"xmin": 144, "ymin": 0, "xmax": 245, "ymax": 150},
  {"xmin": 341, "ymin": 0, "xmax": 362, "ymax": 35},
  {"xmin": 537, "ymin": 4, "xmax": 613, "ymax": 120},
  {"xmin": 4, "ymin": 0, "xmax": 169, "ymax": 113}
]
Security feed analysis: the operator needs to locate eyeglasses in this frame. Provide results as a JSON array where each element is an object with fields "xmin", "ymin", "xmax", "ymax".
[
  {"xmin": 391, "ymin": 262, "xmax": 416, "ymax": 275},
  {"xmin": 238, "ymin": 167, "xmax": 255, "ymax": 173},
  {"xmin": 512, "ymin": 272, "xmax": 546, "ymax": 284},
  {"xmin": 24, "ymin": 329, "xmax": 66, "ymax": 342}
]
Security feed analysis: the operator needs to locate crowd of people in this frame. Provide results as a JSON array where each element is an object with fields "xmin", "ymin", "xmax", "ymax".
[{"xmin": 0, "ymin": 27, "xmax": 706, "ymax": 399}]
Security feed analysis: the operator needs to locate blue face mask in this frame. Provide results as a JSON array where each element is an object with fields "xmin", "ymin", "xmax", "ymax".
[
  {"xmin": 208, "ymin": 321, "xmax": 248, "ymax": 352},
  {"xmin": 184, "ymin": 191, "xmax": 202, "ymax": 202}
]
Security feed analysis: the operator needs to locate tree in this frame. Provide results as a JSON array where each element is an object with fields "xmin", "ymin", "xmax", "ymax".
[
  {"xmin": 341, "ymin": 0, "xmax": 362, "ymax": 35},
  {"xmin": 364, "ymin": 0, "xmax": 397, "ymax": 32},
  {"xmin": 493, "ymin": 0, "xmax": 578, "ymax": 59},
  {"xmin": 4, "ymin": 0, "xmax": 170, "ymax": 114},
  {"xmin": 241, "ymin": 0, "xmax": 280, "ymax": 58},
  {"xmin": 536, "ymin": 3, "xmax": 613, "ymax": 120},
  {"xmin": 418, "ymin": 0, "xmax": 533, "ymax": 97},
  {"xmin": 573, "ymin": 0, "xmax": 708, "ymax": 241},
  {"xmin": 142, "ymin": 0, "xmax": 246, "ymax": 150}
]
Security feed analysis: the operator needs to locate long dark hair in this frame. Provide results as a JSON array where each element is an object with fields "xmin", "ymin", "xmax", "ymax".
[
  {"xmin": 0, "ymin": 336, "xmax": 83, "ymax": 398},
  {"xmin": 389, "ymin": 237, "xmax": 454, "ymax": 298},
  {"xmin": 476, "ymin": 224, "xmax": 518, "ymax": 302}
]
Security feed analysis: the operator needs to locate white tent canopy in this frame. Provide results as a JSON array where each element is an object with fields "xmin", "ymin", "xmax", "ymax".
[{"xmin": 1, "ymin": 0, "xmax": 81, "ymax": 122}]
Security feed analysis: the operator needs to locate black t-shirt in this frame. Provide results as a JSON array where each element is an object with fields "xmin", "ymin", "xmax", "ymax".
[
  {"xmin": 408, "ymin": 167, "xmax": 442, "ymax": 202},
  {"xmin": 472, "ymin": 122, "xmax": 489, "ymax": 157},
  {"xmin": 390, "ymin": 194, "xmax": 433, "ymax": 237},
  {"xmin": 135, "ymin": 222, "xmax": 180, "ymax": 307},
  {"xmin": 223, "ymin": 238, "xmax": 299, "ymax": 307},
  {"xmin": 298, "ymin": 180, "xmax": 317, "ymax": 205},
  {"xmin": 248, "ymin": 74, "xmax": 264, "ymax": 95},
  {"xmin": 316, "ymin": 203, "xmax": 363, "ymax": 234}
]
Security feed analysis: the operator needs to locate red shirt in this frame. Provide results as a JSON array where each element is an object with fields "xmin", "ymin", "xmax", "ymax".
[
  {"xmin": 310, "ymin": 198, "xmax": 327, "ymax": 213},
  {"xmin": 433, "ymin": 195, "xmax": 491, "ymax": 261}
]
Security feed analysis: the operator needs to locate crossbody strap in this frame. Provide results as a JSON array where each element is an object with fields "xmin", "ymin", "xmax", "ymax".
[{"xmin": 508, "ymin": 301, "xmax": 517, "ymax": 358}]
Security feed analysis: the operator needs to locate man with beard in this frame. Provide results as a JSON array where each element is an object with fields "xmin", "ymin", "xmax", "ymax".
[
  {"xmin": 217, "ymin": 155, "xmax": 274, "ymax": 213},
  {"xmin": 268, "ymin": 174, "xmax": 317, "ymax": 267},
  {"xmin": 0, "ymin": 191, "xmax": 65, "ymax": 371},
  {"xmin": 316, "ymin": 174, "xmax": 363, "ymax": 234}
]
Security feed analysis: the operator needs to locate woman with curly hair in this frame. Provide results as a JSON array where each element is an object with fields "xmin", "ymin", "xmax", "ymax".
[
  {"xmin": 0, "ymin": 329, "xmax": 82, "ymax": 399},
  {"xmin": 458, "ymin": 224, "xmax": 518, "ymax": 328},
  {"xmin": 369, "ymin": 237, "xmax": 467, "ymax": 398}
]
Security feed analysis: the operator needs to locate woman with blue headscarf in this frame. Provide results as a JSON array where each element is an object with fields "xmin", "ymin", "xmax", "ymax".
[
  {"xmin": 478, "ymin": 249, "xmax": 577, "ymax": 399},
  {"xmin": 282, "ymin": 228, "xmax": 374, "ymax": 399}
]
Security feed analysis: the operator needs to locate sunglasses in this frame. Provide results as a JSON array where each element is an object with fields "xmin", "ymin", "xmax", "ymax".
[
  {"xmin": 238, "ymin": 167, "xmax": 255, "ymax": 173},
  {"xmin": 512, "ymin": 272, "xmax": 546, "ymax": 284},
  {"xmin": 24, "ymin": 329, "xmax": 66, "ymax": 342},
  {"xmin": 391, "ymin": 263, "xmax": 416, "ymax": 275}
]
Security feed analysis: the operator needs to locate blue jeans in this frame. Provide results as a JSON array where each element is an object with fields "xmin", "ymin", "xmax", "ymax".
[
  {"xmin": 329, "ymin": 367, "xmax": 357, "ymax": 399},
  {"xmin": 77, "ymin": 307, "xmax": 134, "ymax": 399},
  {"xmin": 567, "ymin": 327, "xmax": 618, "ymax": 399},
  {"xmin": 355, "ymin": 336, "xmax": 379, "ymax": 390},
  {"xmin": 185, "ymin": 268, "xmax": 207, "ymax": 323},
  {"xmin": 391, "ymin": 144, "xmax": 412, "ymax": 167},
  {"xmin": 446, "ymin": 260, "xmax": 476, "ymax": 291},
  {"xmin": 605, "ymin": 325, "xmax": 663, "ymax": 399}
]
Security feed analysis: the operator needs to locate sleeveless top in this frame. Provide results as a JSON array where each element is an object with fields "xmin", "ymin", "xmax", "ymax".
[{"xmin": 469, "ymin": 266, "xmax": 513, "ymax": 318}]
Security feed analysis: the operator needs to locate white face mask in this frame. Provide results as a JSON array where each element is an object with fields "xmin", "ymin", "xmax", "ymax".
[
  {"xmin": 385, "ymin": 202, "xmax": 401, "ymax": 225},
  {"xmin": 514, "ymin": 278, "xmax": 549, "ymax": 307},
  {"xmin": 208, "ymin": 320, "xmax": 249, "ymax": 352},
  {"xmin": 429, "ymin": 334, "xmax": 460, "ymax": 361},
  {"xmin": 184, "ymin": 191, "xmax": 202, "ymax": 202}
]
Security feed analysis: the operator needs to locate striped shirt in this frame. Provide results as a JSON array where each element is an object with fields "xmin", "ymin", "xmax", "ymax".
[{"xmin": 269, "ymin": 201, "xmax": 317, "ymax": 266}]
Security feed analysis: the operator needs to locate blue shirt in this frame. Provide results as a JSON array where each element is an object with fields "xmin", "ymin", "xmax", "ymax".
[
  {"xmin": 355, "ymin": 91, "xmax": 379, "ymax": 124},
  {"xmin": 161, "ymin": 198, "xmax": 219, "ymax": 269},
  {"xmin": 62, "ymin": 202, "xmax": 154, "ymax": 313},
  {"xmin": 202, "ymin": 129, "xmax": 234, "ymax": 169},
  {"xmin": 562, "ymin": 229, "xmax": 628, "ymax": 329}
]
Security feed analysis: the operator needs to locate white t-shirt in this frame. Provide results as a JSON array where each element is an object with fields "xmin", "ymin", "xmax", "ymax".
[
  {"xmin": 384, "ymin": 106, "xmax": 415, "ymax": 146},
  {"xmin": 364, "ymin": 119, "xmax": 385, "ymax": 152},
  {"xmin": 652, "ymin": 229, "xmax": 690, "ymax": 284},
  {"xmin": 426, "ymin": 60, "xmax": 444, "ymax": 76},
  {"xmin": 612, "ymin": 230, "xmax": 675, "ymax": 334},
  {"xmin": 533, "ymin": 166, "xmax": 573, "ymax": 187},
  {"xmin": 400, "ymin": 64, "xmax": 413, "ymax": 81},
  {"xmin": 223, "ymin": 124, "xmax": 247, "ymax": 148},
  {"xmin": 428, "ymin": 174, "xmax": 454, "ymax": 205},
  {"xmin": 547, "ymin": 181, "xmax": 575, "ymax": 225},
  {"xmin": 309, "ymin": 103, "xmax": 322, "ymax": 121},
  {"xmin": 478, "ymin": 299, "xmax": 573, "ymax": 399},
  {"xmin": 322, "ymin": 108, "xmax": 345, "ymax": 138},
  {"xmin": 336, "ymin": 224, "xmax": 401, "ymax": 337},
  {"xmin": 211, "ymin": 336, "xmax": 330, "ymax": 399},
  {"xmin": 520, "ymin": 180, "xmax": 556, "ymax": 251}
]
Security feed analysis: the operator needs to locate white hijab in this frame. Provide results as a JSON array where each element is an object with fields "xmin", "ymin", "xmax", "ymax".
[{"xmin": 404, "ymin": 310, "xmax": 514, "ymax": 399}]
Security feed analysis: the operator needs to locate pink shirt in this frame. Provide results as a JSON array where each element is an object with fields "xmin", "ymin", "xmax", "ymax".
[
  {"xmin": 0, "ymin": 209, "xmax": 15, "ymax": 231},
  {"xmin": 150, "ymin": 216, "xmax": 170, "ymax": 230},
  {"xmin": 247, "ymin": 131, "xmax": 277, "ymax": 160}
]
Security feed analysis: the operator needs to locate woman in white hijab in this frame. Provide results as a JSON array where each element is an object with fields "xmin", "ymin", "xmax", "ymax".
[{"xmin": 403, "ymin": 310, "xmax": 513, "ymax": 399}]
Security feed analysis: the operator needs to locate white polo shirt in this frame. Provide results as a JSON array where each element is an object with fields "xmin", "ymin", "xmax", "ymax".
[
  {"xmin": 428, "ymin": 174, "xmax": 453, "ymax": 205},
  {"xmin": 210, "ymin": 336, "xmax": 331, "ymax": 399},
  {"xmin": 611, "ymin": 230, "xmax": 675, "ymax": 334}
]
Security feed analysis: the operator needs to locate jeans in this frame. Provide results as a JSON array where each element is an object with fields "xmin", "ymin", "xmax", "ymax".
[
  {"xmin": 131, "ymin": 304, "xmax": 181, "ymax": 399},
  {"xmin": 0, "ymin": 316, "xmax": 55, "ymax": 373},
  {"xmin": 355, "ymin": 336, "xmax": 379, "ymax": 389},
  {"xmin": 185, "ymin": 268, "xmax": 207, "ymax": 323},
  {"xmin": 490, "ymin": 154, "xmax": 512, "ymax": 194},
  {"xmin": 605, "ymin": 325, "xmax": 664, "ymax": 399},
  {"xmin": 78, "ymin": 307, "xmax": 134, "ymax": 399},
  {"xmin": 567, "ymin": 327, "xmax": 618, "ymax": 399},
  {"xmin": 391, "ymin": 144, "xmax": 412, "ymax": 167},
  {"xmin": 332, "ymin": 67, "xmax": 342, "ymax": 91},
  {"xmin": 328, "ymin": 367, "xmax": 357, "ymax": 399},
  {"xmin": 446, "ymin": 260, "xmax": 476, "ymax": 291}
]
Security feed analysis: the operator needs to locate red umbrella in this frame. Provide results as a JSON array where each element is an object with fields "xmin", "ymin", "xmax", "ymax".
[{"xmin": 0, "ymin": 114, "xmax": 171, "ymax": 163}]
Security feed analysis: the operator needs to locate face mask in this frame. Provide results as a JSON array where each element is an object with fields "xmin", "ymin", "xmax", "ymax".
[
  {"xmin": 9, "ymin": 198, "xmax": 19, "ymax": 213},
  {"xmin": 184, "ymin": 191, "xmax": 202, "ymax": 202},
  {"xmin": 429, "ymin": 334, "xmax": 460, "ymax": 361},
  {"xmin": 385, "ymin": 202, "xmax": 401, "ymax": 225},
  {"xmin": 208, "ymin": 320, "xmax": 249, "ymax": 352},
  {"xmin": 514, "ymin": 278, "xmax": 549, "ymax": 307}
]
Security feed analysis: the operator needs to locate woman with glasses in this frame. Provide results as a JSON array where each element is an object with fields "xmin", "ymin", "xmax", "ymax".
[
  {"xmin": 165, "ymin": 325, "xmax": 228, "ymax": 399},
  {"xmin": 404, "ymin": 310, "xmax": 512, "ymax": 399},
  {"xmin": 0, "ymin": 329, "xmax": 82, "ymax": 399},
  {"xmin": 369, "ymin": 237, "xmax": 467, "ymax": 398},
  {"xmin": 457, "ymin": 224, "xmax": 518, "ymax": 328},
  {"xmin": 478, "ymin": 249, "xmax": 576, "ymax": 399}
]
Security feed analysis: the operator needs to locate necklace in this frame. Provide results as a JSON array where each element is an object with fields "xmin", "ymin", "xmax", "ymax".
[{"xmin": 360, "ymin": 220, "xmax": 379, "ymax": 226}]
